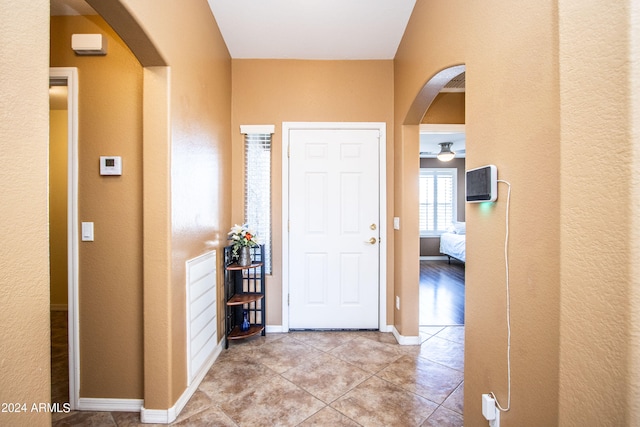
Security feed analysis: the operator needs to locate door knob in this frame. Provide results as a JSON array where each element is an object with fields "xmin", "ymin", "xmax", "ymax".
[{"xmin": 365, "ymin": 237, "xmax": 377, "ymax": 245}]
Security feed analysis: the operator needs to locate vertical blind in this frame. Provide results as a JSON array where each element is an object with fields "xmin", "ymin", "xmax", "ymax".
[
  {"xmin": 244, "ymin": 133, "xmax": 272, "ymax": 274},
  {"xmin": 419, "ymin": 169, "xmax": 456, "ymax": 234}
]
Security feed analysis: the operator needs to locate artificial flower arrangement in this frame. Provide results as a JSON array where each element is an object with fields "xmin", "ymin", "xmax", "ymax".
[{"xmin": 227, "ymin": 224, "xmax": 260, "ymax": 260}]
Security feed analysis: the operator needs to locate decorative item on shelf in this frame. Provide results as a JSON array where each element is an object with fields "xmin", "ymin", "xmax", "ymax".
[
  {"xmin": 238, "ymin": 246, "xmax": 251, "ymax": 267},
  {"xmin": 227, "ymin": 223, "xmax": 260, "ymax": 266},
  {"xmin": 241, "ymin": 309, "xmax": 250, "ymax": 332}
]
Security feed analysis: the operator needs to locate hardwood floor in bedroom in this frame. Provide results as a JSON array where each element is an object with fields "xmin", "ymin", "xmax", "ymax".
[{"xmin": 419, "ymin": 259, "xmax": 465, "ymax": 326}]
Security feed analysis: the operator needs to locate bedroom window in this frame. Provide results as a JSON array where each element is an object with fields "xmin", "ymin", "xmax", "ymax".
[
  {"xmin": 419, "ymin": 168, "xmax": 457, "ymax": 236},
  {"xmin": 241, "ymin": 125, "xmax": 275, "ymax": 274}
]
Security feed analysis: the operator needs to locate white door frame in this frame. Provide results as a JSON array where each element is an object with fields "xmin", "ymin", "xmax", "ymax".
[
  {"xmin": 50, "ymin": 67, "xmax": 80, "ymax": 410},
  {"xmin": 281, "ymin": 122, "xmax": 387, "ymax": 332}
]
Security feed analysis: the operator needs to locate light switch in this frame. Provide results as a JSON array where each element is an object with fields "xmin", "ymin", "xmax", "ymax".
[
  {"xmin": 393, "ymin": 217, "xmax": 400, "ymax": 230},
  {"xmin": 81, "ymin": 222, "xmax": 94, "ymax": 241}
]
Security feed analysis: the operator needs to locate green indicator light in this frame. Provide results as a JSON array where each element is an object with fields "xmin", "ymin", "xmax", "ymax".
[{"xmin": 479, "ymin": 201, "xmax": 495, "ymax": 213}]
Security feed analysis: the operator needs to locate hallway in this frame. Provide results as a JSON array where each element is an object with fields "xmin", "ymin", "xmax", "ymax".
[
  {"xmin": 420, "ymin": 260, "xmax": 465, "ymax": 326},
  {"xmin": 52, "ymin": 311, "xmax": 464, "ymax": 426}
]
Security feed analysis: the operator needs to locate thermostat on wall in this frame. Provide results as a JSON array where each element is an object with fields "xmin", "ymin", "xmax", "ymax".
[{"xmin": 100, "ymin": 156, "xmax": 122, "ymax": 175}]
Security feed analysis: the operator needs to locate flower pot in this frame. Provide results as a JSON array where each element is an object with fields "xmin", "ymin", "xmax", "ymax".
[{"xmin": 237, "ymin": 246, "xmax": 252, "ymax": 267}]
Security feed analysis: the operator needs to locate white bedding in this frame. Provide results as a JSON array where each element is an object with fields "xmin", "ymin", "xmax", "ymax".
[{"xmin": 440, "ymin": 232, "xmax": 466, "ymax": 262}]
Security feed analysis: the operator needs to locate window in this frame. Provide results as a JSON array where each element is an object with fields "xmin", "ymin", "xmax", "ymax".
[
  {"xmin": 241, "ymin": 125, "xmax": 275, "ymax": 274},
  {"xmin": 419, "ymin": 168, "xmax": 457, "ymax": 236}
]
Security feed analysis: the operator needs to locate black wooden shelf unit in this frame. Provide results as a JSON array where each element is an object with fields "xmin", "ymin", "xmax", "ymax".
[{"xmin": 224, "ymin": 244, "xmax": 265, "ymax": 348}]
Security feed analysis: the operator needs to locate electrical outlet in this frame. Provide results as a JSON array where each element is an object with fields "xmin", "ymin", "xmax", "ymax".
[
  {"xmin": 396, "ymin": 296, "xmax": 400, "ymax": 310},
  {"xmin": 490, "ymin": 409, "xmax": 500, "ymax": 427},
  {"xmin": 482, "ymin": 394, "xmax": 500, "ymax": 427}
]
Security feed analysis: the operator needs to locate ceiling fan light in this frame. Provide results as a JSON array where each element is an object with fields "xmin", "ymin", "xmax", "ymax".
[
  {"xmin": 437, "ymin": 152, "xmax": 455, "ymax": 161},
  {"xmin": 436, "ymin": 142, "xmax": 455, "ymax": 162}
]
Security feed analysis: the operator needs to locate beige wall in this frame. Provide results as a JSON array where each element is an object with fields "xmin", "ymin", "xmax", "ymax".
[
  {"xmin": 50, "ymin": 0, "xmax": 233, "ymax": 408},
  {"xmin": 51, "ymin": 15, "xmax": 145, "ymax": 398},
  {"xmin": 558, "ymin": 0, "xmax": 635, "ymax": 425},
  {"xmin": 110, "ymin": 0, "xmax": 233, "ymax": 408},
  {"xmin": 50, "ymin": 108, "xmax": 68, "ymax": 307},
  {"xmin": 231, "ymin": 59, "xmax": 395, "ymax": 326},
  {"xmin": 0, "ymin": 0, "xmax": 51, "ymax": 425},
  {"xmin": 396, "ymin": 0, "xmax": 561, "ymax": 425},
  {"xmin": 422, "ymin": 92, "xmax": 465, "ymax": 124},
  {"xmin": 2, "ymin": 1, "xmax": 639, "ymax": 424}
]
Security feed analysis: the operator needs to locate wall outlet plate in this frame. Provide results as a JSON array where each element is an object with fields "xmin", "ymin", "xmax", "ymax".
[
  {"xmin": 393, "ymin": 217, "xmax": 400, "ymax": 230},
  {"xmin": 489, "ymin": 409, "xmax": 500, "ymax": 427},
  {"xmin": 482, "ymin": 394, "xmax": 495, "ymax": 420}
]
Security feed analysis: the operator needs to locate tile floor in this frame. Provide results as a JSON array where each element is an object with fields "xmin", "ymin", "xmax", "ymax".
[{"xmin": 52, "ymin": 311, "xmax": 464, "ymax": 426}]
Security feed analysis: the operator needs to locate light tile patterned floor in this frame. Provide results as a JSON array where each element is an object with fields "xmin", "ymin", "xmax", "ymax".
[{"xmin": 52, "ymin": 311, "xmax": 463, "ymax": 426}]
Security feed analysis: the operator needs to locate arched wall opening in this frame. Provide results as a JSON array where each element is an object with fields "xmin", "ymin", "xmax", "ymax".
[
  {"xmin": 393, "ymin": 65, "xmax": 465, "ymax": 341},
  {"xmin": 83, "ymin": 0, "xmax": 234, "ymax": 416},
  {"xmin": 78, "ymin": 0, "xmax": 174, "ymax": 411},
  {"xmin": 394, "ymin": 2, "xmax": 563, "ymax": 420},
  {"xmin": 416, "ymin": 66, "xmax": 466, "ymax": 328}
]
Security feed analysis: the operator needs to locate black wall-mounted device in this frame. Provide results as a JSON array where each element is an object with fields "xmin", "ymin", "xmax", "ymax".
[{"xmin": 466, "ymin": 165, "xmax": 498, "ymax": 203}]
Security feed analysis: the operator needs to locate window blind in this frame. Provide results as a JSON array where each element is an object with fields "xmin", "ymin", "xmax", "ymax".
[
  {"xmin": 419, "ymin": 168, "xmax": 457, "ymax": 235},
  {"xmin": 244, "ymin": 133, "xmax": 272, "ymax": 274}
]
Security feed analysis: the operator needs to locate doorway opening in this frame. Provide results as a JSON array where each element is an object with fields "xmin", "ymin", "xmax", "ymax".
[
  {"xmin": 418, "ymin": 123, "xmax": 466, "ymax": 327},
  {"xmin": 416, "ymin": 68, "xmax": 466, "ymax": 329},
  {"xmin": 49, "ymin": 67, "xmax": 79, "ymax": 409}
]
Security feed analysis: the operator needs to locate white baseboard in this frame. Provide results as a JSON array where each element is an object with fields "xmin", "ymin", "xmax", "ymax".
[
  {"xmin": 392, "ymin": 326, "xmax": 421, "ymax": 345},
  {"xmin": 268, "ymin": 325, "xmax": 394, "ymax": 334},
  {"xmin": 77, "ymin": 398, "xmax": 143, "ymax": 412},
  {"xmin": 140, "ymin": 339, "xmax": 223, "ymax": 424},
  {"xmin": 269, "ymin": 325, "xmax": 394, "ymax": 334},
  {"xmin": 50, "ymin": 304, "xmax": 68, "ymax": 311},
  {"xmin": 140, "ymin": 406, "xmax": 177, "ymax": 424},
  {"xmin": 420, "ymin": 256, "xmax": 448, "ymax": 261},
  {"xmin": 379, "ymin": 324, "xmax": 394, "ymax": 333}
]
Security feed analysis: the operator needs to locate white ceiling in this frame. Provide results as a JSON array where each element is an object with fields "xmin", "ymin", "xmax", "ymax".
[
  {"xmin": 207, "ymin": 0, "xmax": 416, "ymax": 59},
  {"xmin": 419, "ymin": 131, "xmax": 466, "ymax": 159}
]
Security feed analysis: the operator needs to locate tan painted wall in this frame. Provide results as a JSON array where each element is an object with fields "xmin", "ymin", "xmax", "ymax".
[
  {"xmin": 0, "ymin": 0, "xmax": 51, "ymax": 425},
  {"xmin": 558, "ymin": 0, "xmax": 636, "ymax": 425},
  {"xmin": 630, "ymin": 2, "xmax": 640, "ymax": 423},
  {"xmin": 396, "ymin": 0, "xmax": 561, "ymax": 425},
  {"xmin": 422, "ymin": 92, "xmax": 465, "ymax": 124},
  {"xmin": 231, "ymin": 59, "xmax": 395, "ymax": 326},
  {"xmin": 114, "ymin": 0, "xmax": 232, "ymax": 408},
  {"xmin": 50, "ymin": 108, "xmax": 68, "ymax": 307},
  {"xmin": 51, "ymin": 15, "xmax": 144, "ymax": 398},
  {"xmin": 3, "ymin": 1, "xmax": 638, "ymax": 424}
]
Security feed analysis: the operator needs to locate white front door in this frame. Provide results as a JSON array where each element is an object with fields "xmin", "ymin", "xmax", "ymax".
[{"xmin": 288, "ymin": 127, "xmax": 380, "ymax": 329}]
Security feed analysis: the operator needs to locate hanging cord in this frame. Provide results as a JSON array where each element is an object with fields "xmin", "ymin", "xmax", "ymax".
[{"xmin": 490, "ymin": 179, "xmax": 512, "ymax": 412}]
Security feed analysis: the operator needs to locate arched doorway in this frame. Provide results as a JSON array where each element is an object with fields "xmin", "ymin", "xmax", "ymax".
[{"xmin": 417, "ymin": 70, "xmax": 466, "ymax": 328}]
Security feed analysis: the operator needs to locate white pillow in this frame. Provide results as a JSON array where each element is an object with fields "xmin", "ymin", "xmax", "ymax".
[{"xmin": 452, "ymin": 221, "xmax": 466, "ymax": 235}]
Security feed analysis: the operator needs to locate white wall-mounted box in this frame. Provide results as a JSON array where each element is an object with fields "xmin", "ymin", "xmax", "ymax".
[
  {"xmin": 71, "ymin": 34, "xmax": 107, "ymax": 55},
  {"xmin": 100, "ymin": 156, "xmax": 122, "ymax": 176}
]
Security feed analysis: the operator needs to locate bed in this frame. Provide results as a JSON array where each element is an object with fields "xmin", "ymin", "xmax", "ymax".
[{"xmin": 439, "ymin": 222, "xmax": 466, "ymax": 263}]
